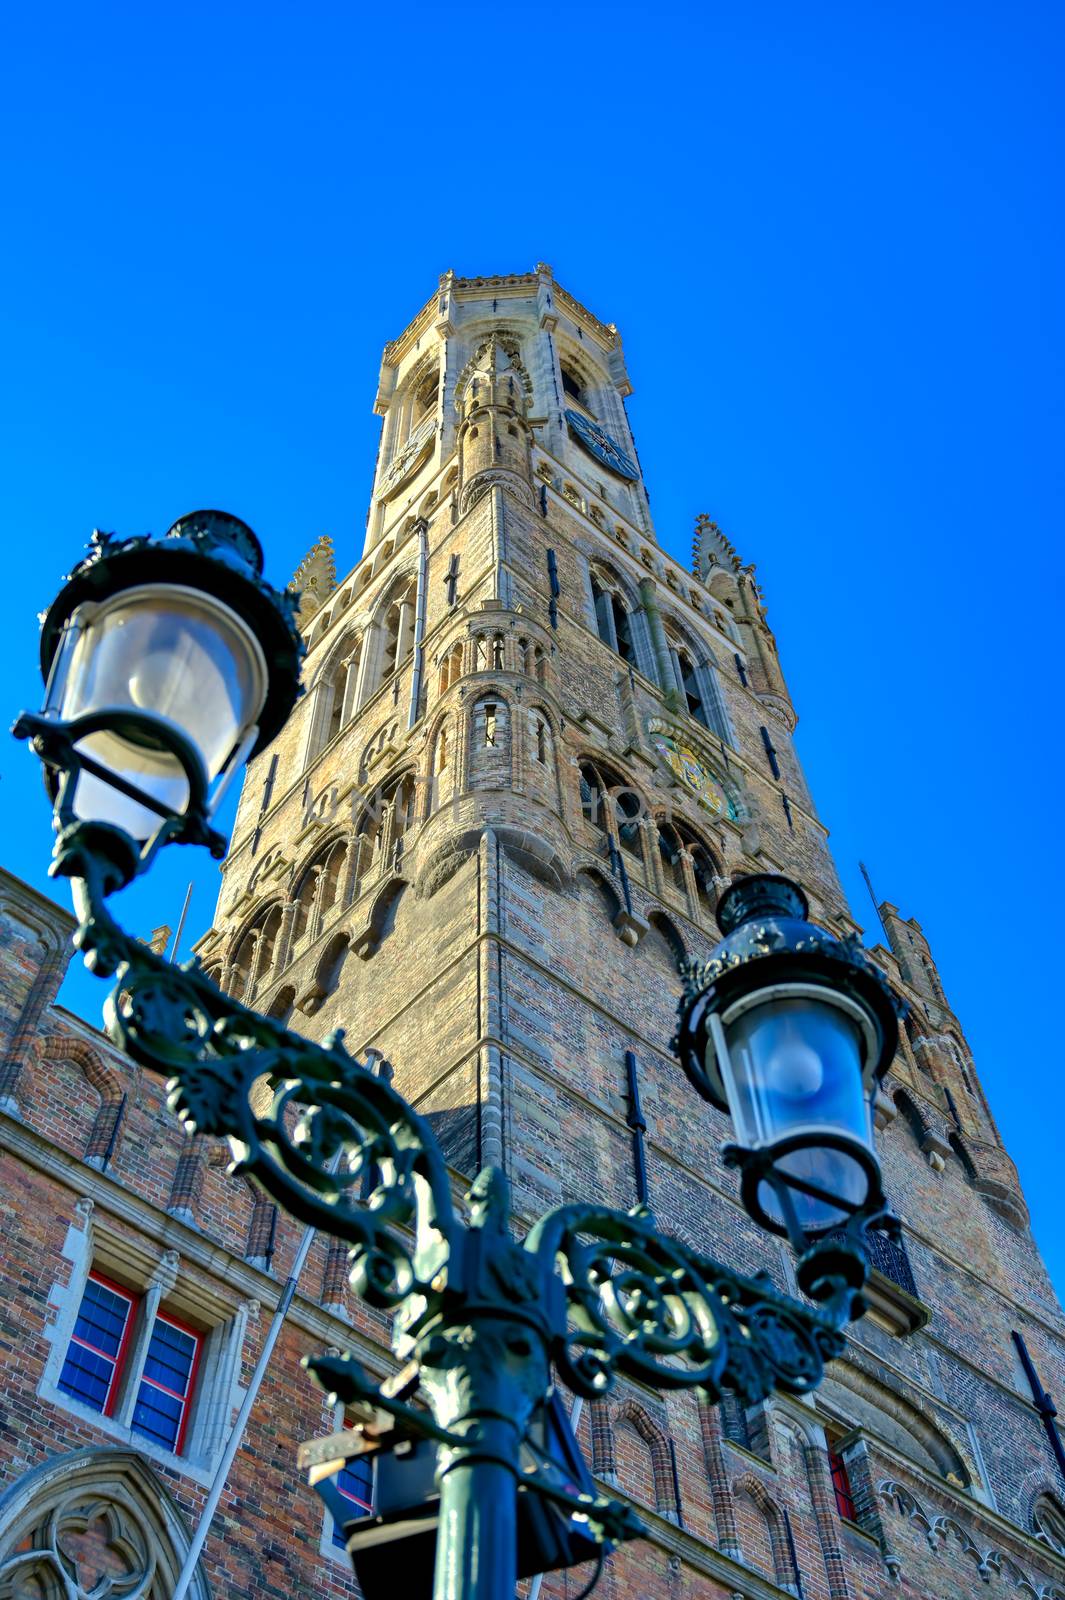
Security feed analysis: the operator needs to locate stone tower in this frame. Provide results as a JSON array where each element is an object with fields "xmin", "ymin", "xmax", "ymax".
[{"xmin": 188, "ymin": 267, "xmax": 1065, "ymax": 1599}]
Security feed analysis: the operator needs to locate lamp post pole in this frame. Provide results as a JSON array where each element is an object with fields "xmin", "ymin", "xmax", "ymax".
[{"xmin": 15, "ymin": 513, "xmax": 903, "ymax": 1600}]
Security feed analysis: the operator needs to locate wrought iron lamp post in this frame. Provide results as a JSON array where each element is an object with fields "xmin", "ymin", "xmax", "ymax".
[{"xmin": 15, "ymin": 514, "xmax": 903, "ymax": 1600}]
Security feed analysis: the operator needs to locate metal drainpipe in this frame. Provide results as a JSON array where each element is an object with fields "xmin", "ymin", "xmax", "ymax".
[
  {"xmin": 527, "ymin": 1396, "xmax": 584, "ymax": 1600},
  {"xmin": 407, "ymin": 517, "xmax": 429, "ymax": 730},
  {"xmin": 1012, "ymin": 1330, "xmax": 1065, "ymax": 1485},
  {"xmin": 171, "ymin": 1156, "xmax": 341, "ymax": 1600},
  {"xmin": 624, "ymin": 1050, "xmax": 649, "ymax": 1208}
]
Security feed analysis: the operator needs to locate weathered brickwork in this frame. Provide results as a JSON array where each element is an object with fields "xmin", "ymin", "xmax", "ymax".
[{"xmin": 2, "ymin": 266, "xmax": 1064, "ymax": 1600}]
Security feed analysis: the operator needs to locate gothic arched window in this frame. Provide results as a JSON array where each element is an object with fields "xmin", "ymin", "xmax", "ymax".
[
  {"xmin": 579, "ymin": 760, "xmax": 608, "ymax": 832},
  {"xmin": 290, "ymin": 839, "xmax": 347, "ymax": 950},
  {"xmin": 306, "ymin": 632, "xmax": 361, "ymax": 766},
  {"xmin": 654, "ymin": 819, "xmax": 719, "ymax": 923},
  {"xmin": 561, "ymin": 363, "xmax": 584, "ymax": 405},
  {"xmin": 615, "ymin": 787, "xmax": 643, "ymax": 864},
  {"xmin": 408, "ymin": 367, "xmax": 438, "ymax": 435},
  {"xmin": 657, "ymin": 821, "xmax": 687, "ymax": 898},
  {"xmin": 664, "ymin": 626, "xmax": 733, "ymax": 744},
  {"xmin": 379, "ymin": 579, "xmax": 417, "ymax": 686},
  {"xmin": 1034, "ymin": 1493, "xmax": 1065, "ymax": 1555},
  {"xmin": 439, "ymin": 640, "xmax": 463, "ymax": 695},
  {"xmin": 230, "ymin": 903, "xmax": 283, "ymax": 1001}
]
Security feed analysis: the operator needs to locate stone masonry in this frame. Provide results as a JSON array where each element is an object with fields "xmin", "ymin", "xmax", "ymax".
[{"xmin": 2, "ymin": 266, "xmax": 1064, "ymax": 1600}]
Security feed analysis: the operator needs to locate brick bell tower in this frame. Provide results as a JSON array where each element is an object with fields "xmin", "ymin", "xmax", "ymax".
[{"xmin": 194, "ymin": 269, "xmax": 1065, "ymax": 1600}]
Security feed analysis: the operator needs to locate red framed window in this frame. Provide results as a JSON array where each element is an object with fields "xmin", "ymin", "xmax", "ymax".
[
  {"xmin": 828, "ymin": 1448, "xmax": 857, "ymax": 1522},
  {"xmin": 57, "ymin": 1273, "xmax": 136, "ymax": 1416},
  {"xmin": 132, "ymin": 1312, "xmax": 202, "ymax": 1454},
  {"xmin": 57, "ymin": 1272, "xmax": 201, "ymax": 1455},
  {"xmin": 331, "ymin": 1452, "xmax": 374, "ymax": 1548}
]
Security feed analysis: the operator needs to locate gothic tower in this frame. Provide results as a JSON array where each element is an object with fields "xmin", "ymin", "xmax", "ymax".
[{"xmin": 190, "ymin": 267, "xmax": 1065, "ymax": 1599}]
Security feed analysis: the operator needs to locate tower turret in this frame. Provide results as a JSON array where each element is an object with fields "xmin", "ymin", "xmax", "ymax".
[{"xmin": 456, "ymin": 333, "xmax": 534, "ymax": 514}]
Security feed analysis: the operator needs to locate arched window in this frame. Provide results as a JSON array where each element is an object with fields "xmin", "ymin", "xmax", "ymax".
[
  {"xmin": 307, "ymin": 633, "xmax": 361, "ymax": 765},
  {"xmin": 675, "ymin": 646, "xmax": 706, "ymax": 725},
  {"xmin": 290, "ymin": 866, "xmax": 318, "ymax": 949},
  {"xmin": 561, "ymin": 363, "xmax": 584, "ymax": 405},
  {"xmin": 534, "ymin": 645, "xmax": 545, "ymax": 684},
  {"xmin": 439, "ymin": 640, "xmax": 463, "ymax": 694},
  {"xmin": 687, "ymin": 840, "xmax": 718, "ymax": 921},
  {"xmin": 326, "ymin": 639, "xmax": 360, "ymax": 746},
  {"xmin": 579, "ymin": 760, "xmax": 609, "ymax": 832},
  {"xmin": 591, "ymin": 575, "xmax": 636, "ymax": 664},
  {"xmin": 491, "ymin": 633, "xmax": 505, "ymax": 670},
  {"xmin": 517, "ymin": 637, "xmax": 529, "ymax": 674},
  {"xmin": 1033, "ymin": 1493, "xmax": 1065, "ymax": 1555},
  {"xmin": 409, "ymin": 368, "xmax": 438, "ymax": 433},
  {"xmin": 290, "ymin": 840, "xmax": 347, "ymax": 950},
  {"xmin": 317, "ymin": 839, "xmax": 347, "ymax": 926},
  {"xmin": 615, "ymin": 788, "xmax": 643, "ymax": 864},
  {"xmin": 657, "ymin": 821, "xmax": 687, "ymax": 898},
  {"xmin": 379, "ymin": 580, "xmax": 417, "ymax": 684},
  {"xmin": 386, "ymin": 772, "xmax": 417, "ymax": 842},
  {"xmin": 665, "ymin": 627, "xmax": 732, "ymax": 743},
  {"xmin": 470, "ymin": 697, "xmax": 510, "ymax": 779},
  {"xmin": 654, "ymin": 820, "xmax": 719, "ymax": 922},
  {"xmin": 579, "ymin": 760, "xmax": 645, "ymax": 850},
  {"xmin": 356, "ymin": 771, "xmax": 417, "ymax": 869},
  {"xmin": 475, "ymin": 635, "xmax": 489, "ymax": 671},
  {"xmin": 437, "ymin": 725, "xmax": 449, "ymax": 771},
  {"xmin": 230, "ymin": 904, "xmax": 283, "ymax": 1000},
  {"xmin": 533, "ymin": 715, "xmax": 547, "ymax": 765},
  {"xmin": 0, "ymin": 1451, "xmax": 213, "ymax": 1600}
]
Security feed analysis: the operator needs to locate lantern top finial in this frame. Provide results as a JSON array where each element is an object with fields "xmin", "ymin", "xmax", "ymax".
[
  {"xmin": 165, "ymin": 510, "xmax": 265, "ymax": 577},
  {"xmin": 716, "ymin": 874, "xmax": 809, "ymax": 936}
]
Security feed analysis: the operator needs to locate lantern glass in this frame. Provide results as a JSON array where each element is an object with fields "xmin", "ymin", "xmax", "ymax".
[
  {"xmin": 721, "ymin": 988, "xmax": 875, "ymax": 1232},
  {"xmin": 47, "ymin": 583, "xmax": 267, "ymax": 840}
]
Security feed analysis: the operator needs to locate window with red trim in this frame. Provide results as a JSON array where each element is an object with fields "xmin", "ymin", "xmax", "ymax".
[
  {"xmin": 57, "ymin": 1272, "xmax": 202, "ymax": 1456},
  {"xmin": 132, "ymin": 1312, "xmax": 201, "ymax": 1453},
  {"xmin": 57, "ymin": 1274, "xmax": 136, "ymax": 1415},
  {"xmin": 331, "ymin": 1449, "xmax": 374, "ymax": 1548},
  {"xmin": 828, "ymin": 1447, "xmax": 857, "ymax": 1521}
]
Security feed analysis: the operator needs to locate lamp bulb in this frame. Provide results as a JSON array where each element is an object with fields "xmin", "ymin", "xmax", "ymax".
[{"xmin": 766, "ymin": 1034, "xmax": 824, "ymax": 1100}]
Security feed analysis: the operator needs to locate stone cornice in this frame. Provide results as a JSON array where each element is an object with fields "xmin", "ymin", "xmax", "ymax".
[
  {"xmin": 0, "ymin": 865, "xmax": 77, "ymax": 940},
  {"xmin": 380, "ymin": 269, "xmax": 622, "ymax": 370}
]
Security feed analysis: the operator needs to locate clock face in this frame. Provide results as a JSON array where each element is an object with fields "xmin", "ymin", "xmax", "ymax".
[
  {"xmin": 564, "ymin": 408, "xmax": 639, "ymax": 481},
  {"xmin": 651, "ymin": 734, "xmax": 737, "ymax": 820},
  {"xmin": 381, "ymin": 417, "xmax": 436, "ymax": 498}
]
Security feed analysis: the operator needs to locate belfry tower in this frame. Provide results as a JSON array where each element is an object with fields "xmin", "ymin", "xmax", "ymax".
[{"xmin": 193, "ymin": 268, "xmax": 1065, "ymax": 1599}]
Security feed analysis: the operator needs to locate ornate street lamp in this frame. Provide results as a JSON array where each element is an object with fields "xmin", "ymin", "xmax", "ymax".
[
  {"xmin": 675, "ymin": 874, "xmax": 898, "ymax": 1270},
  {"xmin": 17, "ymin": 511, "xmax": 301, "ymax": 865},
  {"xmin": 15, "ymin": 515, "xmax": 903, "ymax": 1600}
]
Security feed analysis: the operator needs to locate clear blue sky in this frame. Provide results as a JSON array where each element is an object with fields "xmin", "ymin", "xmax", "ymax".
[{"xmin": 2, "ymin": 4, "xmax": 1063, "ymax": 1291}]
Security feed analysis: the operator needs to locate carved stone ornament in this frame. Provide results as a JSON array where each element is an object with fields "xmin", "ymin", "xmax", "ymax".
[
  {"xmin": 0, "ymin": 1449, "xmax": 210, "ymax": 1600},
  {"xmin": 647, "ymin": 720, "xmax": 742, "ymax": 822}
]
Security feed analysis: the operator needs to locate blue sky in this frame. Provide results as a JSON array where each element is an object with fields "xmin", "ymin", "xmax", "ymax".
[{"xmin": 2, "ymin": 3, "xmax": 1063, "ymax": 1291}]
